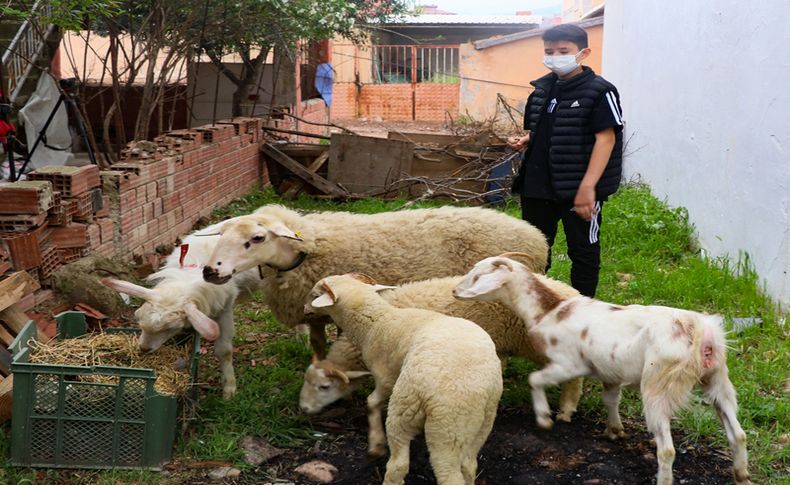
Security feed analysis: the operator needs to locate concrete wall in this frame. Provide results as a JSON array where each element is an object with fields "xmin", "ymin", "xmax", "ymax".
[
  {"xmin": 188, "ymin": 62, "xmax": 276, "ymax": 126},
  {"xmin": 459, "ymin": 21, "xmax": 603, "ymax": 122},
  {"xmin": 603, "ymin": 0, "xmax": 790, "ymax": 306}
]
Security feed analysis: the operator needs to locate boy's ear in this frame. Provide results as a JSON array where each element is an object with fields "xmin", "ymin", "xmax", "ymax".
[{"xmin": 578, "ymin": 47, "xmax": 591, "ymax": 61}]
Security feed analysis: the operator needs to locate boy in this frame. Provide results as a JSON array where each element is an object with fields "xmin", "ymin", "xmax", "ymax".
[{"xmin": 508, "ymin": 24, "xmax": 623, "ymax": 297}]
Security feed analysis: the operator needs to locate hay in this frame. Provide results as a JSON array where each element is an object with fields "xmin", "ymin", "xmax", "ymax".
[{"xmin": 28, "ymin": 333, "xmax": 192, "ymax": 396}]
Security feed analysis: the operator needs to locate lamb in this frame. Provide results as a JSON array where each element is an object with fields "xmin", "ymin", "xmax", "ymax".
[
  {"xmin": 305, "ymin": 273, "xmax": 503, "ymax": 485},
  {"xmin": 453, "ymin": 256, "xmax": 752, "ymax": 485},
  {"xmin": 201, "ymin": 204, "xmax": 549, "ymax": 358},
  {"xmin": 300, "ymin": 273, "xmax": 584, "ymax": 423},
  {"xmin": 101, "ymin": 218, "xmax": 262, "ymax": 399}
]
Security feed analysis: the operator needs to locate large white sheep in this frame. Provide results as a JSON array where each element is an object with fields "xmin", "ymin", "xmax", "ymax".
[
  {"xmin": 202, "ymin": 204, "xmax": 549, "ymax": 358},
  {"xmin": 102, "ymin": 218, "xmax": 262, "ymax": 399},
  {"xmin": 300, "ymin": 274, "xmax": 584, "ymax": 422},
  {"xmin": 453, "ymin": 256, "xmax": 752, "ymax": 485},
  {"xmin": 305, "ymin": 273, "xmax": 503, "ymax": 485}
]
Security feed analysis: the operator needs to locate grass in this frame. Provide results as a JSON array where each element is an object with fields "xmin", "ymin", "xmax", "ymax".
[{"xmin": 1, "ymin": 183, "xmax": 787, "ymax": 483}]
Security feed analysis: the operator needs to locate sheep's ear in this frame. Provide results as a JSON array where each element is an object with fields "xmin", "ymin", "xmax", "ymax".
[
  {"xmin": 101, "ymin": 278, "xmax": 156, "ymax": 300},
  {"xmin": 311, "ymin": 354, "xmax": 320, "ymax": 364},
  {"xmin": 184, "ymin": 302, "xmax": 220, "ymax": 341},
  {"xmin": 268, "ymin": 221, "xmax": 303, "ymax": 241},
  {"xmin": 344, "ymin": 370, "xmax": 371, "ymax": 379},
  {"xmin": 311, "ymin": 293, "xmax": 335, "ymax": 308}
]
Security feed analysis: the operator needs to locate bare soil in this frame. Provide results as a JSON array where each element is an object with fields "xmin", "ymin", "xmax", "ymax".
[{"xmin": 256, "ymin": 399, "xmax": 735, "ymax": 485}]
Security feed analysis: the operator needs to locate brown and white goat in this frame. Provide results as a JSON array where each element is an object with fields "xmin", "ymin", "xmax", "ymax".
[{"xmin": 453, "ymin": 256, "xmax": 752, "ymax": 485}]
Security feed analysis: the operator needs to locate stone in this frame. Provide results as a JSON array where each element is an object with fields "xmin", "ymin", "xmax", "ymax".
[
  {"xmin": 239, "ymin": 435, "xmax": 285, "ymax": 466},
  {"xmin": 294, "ymin": 460, "xmax": 338, "ymax": 483},
  {"xmin": 208, "ymin": 467, "xmax": 241, "ymax": 481}
]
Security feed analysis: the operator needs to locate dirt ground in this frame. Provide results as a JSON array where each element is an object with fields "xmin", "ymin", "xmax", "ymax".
[{"xmin": 256, "ymin": 400, "xmax": 735, "ymax": 484}]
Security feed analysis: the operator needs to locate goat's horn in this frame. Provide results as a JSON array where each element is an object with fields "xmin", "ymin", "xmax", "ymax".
[
  {"xmin": 496, "ymin": 252, "xmax": 535, "ymax": 262},
  {"xmin": 326, "ymin": 368, "xmax": 350, "ymax": 384}
]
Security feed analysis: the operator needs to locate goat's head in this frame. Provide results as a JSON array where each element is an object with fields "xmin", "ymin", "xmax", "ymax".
[
  {"xmin": 101, "ymin": 278, "xmax": 220, "ymax": 352},
  {"xmin": 202, "ymin": 215, "xmax": 303, "ymax": 285},
  {"xmin": 453, "ymin": 255, "xmax": 528, "ymax": 301},
  {"xmin": 299, "ymin": 355, "xmax": 371, "ymax": 414},
  {"xmin": 304, "ymin": 274, "xmax": 395, "ymax": 316}
]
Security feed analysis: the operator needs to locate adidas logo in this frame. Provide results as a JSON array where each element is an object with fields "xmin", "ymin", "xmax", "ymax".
[{"xmin": 570, "ymin": 100, "xmax": 580, "ymax": 108}]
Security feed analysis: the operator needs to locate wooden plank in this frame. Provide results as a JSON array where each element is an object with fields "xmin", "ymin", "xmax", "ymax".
[
  {"xmin": 261, "ymin": 126, "xmax": 331, "ymax": 140},
  {"xmin": 328, "ymin": 134, "xmax": 414, "ymax": 195},
  {"xmin": 0, "ymin": 271, "xmax": 40, "ymax": 313},
  {"xmin": 262, "ymin": 144, "xmax": 347, "ymax": 197},
  {"xmin": 279, "ymin": 144, "xmax": 328, "ymax": 158},
  {"xmin": 0, "ymin": 345, "xmax": 10, "ymax": 376},
  {"xmin": 0, "ymin": 375, "xmax": 13, "ymax": 423},
  {"xmin": 0, "ymin": 324, "xmax": 14, "ymax": 347},
  {"xmin": 282, "ymin": 149, "xmax": 331, "ymax": 199},
  {"xmin": 387, "ymin": 131, "xmax": 464, "ymax": 146},
  {"xmin": 0, "ymin": 304, "xmax": 46, "ymax": 343}
]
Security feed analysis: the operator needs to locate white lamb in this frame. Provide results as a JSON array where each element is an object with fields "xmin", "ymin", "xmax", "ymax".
[
  {"xmin": 453, "ymin": 256, "xmax": 752, "ymax": 485},
  {"xmin": 300, "ymin": 273, "xmax": 584, "ymax": 423},
  {"xmin": 102, "ymin": 218, "xmax": 262, "ymax": 398},
  {"xmin": 305, "ymin": 273, "xmax": 503, "ymax": 485},
  {"xmin": 201, "ymin": 204, "xmax": 549, "ymax": 358}
]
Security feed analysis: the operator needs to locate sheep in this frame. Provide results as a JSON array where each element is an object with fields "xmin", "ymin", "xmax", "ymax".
[
  {"xmin": 101, "ymin": 218, "xmax": 262, "ymax": 399},
  {"xmin": 453, "ymin": 256, "xmax": 752, "ymax": 485},
  {"xmin": 300, "ymin": 273, "xmax": 584, "ymax": 422},
  {"xmin": 201, "ymin": 204, "xmax": 549, "ymax": 359},
  {"xmin": 305, "ymin": 273, "xmax": 503, "ymax": 485}
]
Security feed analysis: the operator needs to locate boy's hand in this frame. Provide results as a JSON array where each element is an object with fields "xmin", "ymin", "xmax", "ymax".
[
  {"xmin": 507, "ymin": 134, "xmax": 530, "ymax": 150},
  {"xmin": 574, "ymin": 185, "xmax": 597, "ymax": 221}
]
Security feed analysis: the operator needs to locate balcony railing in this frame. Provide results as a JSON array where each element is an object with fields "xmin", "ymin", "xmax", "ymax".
[{"xmin": 1, "ymin": 0, "xmax": 54, "ymax": 103}]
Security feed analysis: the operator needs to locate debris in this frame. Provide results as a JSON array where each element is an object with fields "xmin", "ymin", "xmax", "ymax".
[
  {"xmin": 208, "ymin": 466, "xmax": 241, "ymax": 481},
  {"xmin": 731, "ymin": 317, "xmax": 762, "ymax": 332},
  {"xmin": 294, "ymin": 460, "xmax": 338, "ymax": 483},
  {"xmin": 239, "ymin": 436, "xmax": 285, "ymax": 466}
]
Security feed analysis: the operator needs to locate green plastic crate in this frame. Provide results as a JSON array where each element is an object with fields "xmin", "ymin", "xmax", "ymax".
[{"xmin": 7, "ymin": 311, "xmax": 200, "ymax": 470}]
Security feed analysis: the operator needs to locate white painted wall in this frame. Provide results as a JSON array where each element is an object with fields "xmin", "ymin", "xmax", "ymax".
[{"xmin": 602, "ymin": 1, "xmax": 790, "ymax": 307}]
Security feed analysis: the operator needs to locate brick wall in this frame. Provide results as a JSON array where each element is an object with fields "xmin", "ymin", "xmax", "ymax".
[
  {"xmin": 331, "ymin": 83, "xmax": 459, "ymax": 122},
  {"xmin": 0, "ymin": 117, "xmax": 268, "ymax": 285},
  {"xmin": 295, "ymin": 98, "xmax": 330, "ymax": 143}
]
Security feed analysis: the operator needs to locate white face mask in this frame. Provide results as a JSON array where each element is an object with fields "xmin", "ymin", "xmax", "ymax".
[{"xmin": 543, "ymin": 52, "xmax": 583, "ymax": 76}]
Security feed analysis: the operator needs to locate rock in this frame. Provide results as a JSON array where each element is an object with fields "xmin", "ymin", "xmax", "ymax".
[
  {"xmin": 208, "ymin": 467, "xmax": 241, "ymax": 480},
  {"xmin": 240, "ymin": 436, "xmax": 284, "ymax": 466},
  {"xmin": 294, "ymin": 460, "xmax": 338, "ymax": 483},
  {"xmin": 52, "ymin": 255, "xmax": 138, "ymax": 315}
]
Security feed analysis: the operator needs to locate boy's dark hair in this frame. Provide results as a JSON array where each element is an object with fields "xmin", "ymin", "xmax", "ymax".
[{"xmin": 542, "ymin": 24, "xmax": 588, "ymax": 49}]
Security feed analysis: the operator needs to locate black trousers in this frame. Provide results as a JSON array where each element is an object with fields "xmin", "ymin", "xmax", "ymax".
[{"xmin": 520, "ymin": 196, "xmax": 603, "ymax": 297}]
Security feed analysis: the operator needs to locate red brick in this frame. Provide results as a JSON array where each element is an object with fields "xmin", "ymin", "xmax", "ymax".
[
  {"xmin": 97, "ymin": 217, "xmax": 115, "ymax": 244},
  {"xmin": 50, "ymin": 223, "xmax": 88, "ymax": 249},
  {"xmin": 27, "ymin": 164, "xmax": 100, "ymax": 196},
  {"xmin": 0, "ymin": 181, "xmax": 55, "ymax": 214},
  {"xmin": 120, "ymin": 206, "xmax": 144, "ymax": 234}
]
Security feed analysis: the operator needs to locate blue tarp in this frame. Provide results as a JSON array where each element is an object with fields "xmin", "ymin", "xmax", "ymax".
[{"xmin": 315, "ymin": 63, "xmax": 334, "ymax": 107}]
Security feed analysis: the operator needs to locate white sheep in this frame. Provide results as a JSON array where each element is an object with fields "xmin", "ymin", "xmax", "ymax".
[
  {"xmin": 305, "ymin": 273, "xmax": 503, "ymax": 485},
  {"xmin": 201, "ymin": 204, "xmax": 549, "ymax": 358},
  {"xmin": 102, "ymin": 218, "xmax": 262, "ymax": 399},
  {"xmin": 300, "ymin": 273, "xmax": 584, "ymax": 422},
  {"xmin": 453, "ymin": 256, "xmax": 752, "ymax": 485}
]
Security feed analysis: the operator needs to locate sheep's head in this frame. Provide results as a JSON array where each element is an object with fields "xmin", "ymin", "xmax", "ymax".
[
  {"xmin": 299, "ymin": 355, "xmax": 370, "ymax": 414},
  {"xmin": 101, "ymin": 278, "xmax": 220, "ymax": 352},
  {"xmin": 304, "ymin": 274, "xmax": 395, "ymax": 315},
  {"xmin": 453, "ymin": 255, "xmax": 526, "ymax": 301},
  {"xmin": 202, "ymin": 215, "xmax": 303, "ymax": 284}
]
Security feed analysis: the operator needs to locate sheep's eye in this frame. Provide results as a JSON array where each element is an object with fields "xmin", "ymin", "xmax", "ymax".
[
  {"xmin": 318, "ymin": 384, "xmax": 331, "ymax": 391},
  {"xmin": 251, "ymin": 235, "xmax": 265, "ymax": 244}
]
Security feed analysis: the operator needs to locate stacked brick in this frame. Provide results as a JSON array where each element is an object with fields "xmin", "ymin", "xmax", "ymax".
[
  {"xmin": 0, "ymin": 118, "xmax": 266, "ymax": 287},
  {"xmin": 0, "ymin": 165, "xmax": 108, "ymax": 285}
]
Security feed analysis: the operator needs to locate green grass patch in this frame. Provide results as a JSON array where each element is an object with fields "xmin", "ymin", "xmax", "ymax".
[{"xmin": 2, "ymin": 183, "xmax": 787, "ymax": 483}]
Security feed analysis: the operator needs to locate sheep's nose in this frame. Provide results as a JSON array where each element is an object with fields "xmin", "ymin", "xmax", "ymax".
[
  {"xmin": 451, "ymin": 288, "xmax": 459, "ymax": 297},
  {"xmin": 203, "ymin": 265, "xmax": 230, "ymax": 284}
]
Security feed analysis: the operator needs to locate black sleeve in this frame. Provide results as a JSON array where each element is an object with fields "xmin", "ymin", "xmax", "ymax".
[
  {"xmin": 589, "ymin": 89, "xmax": 624, "ymax": 134},
  {"xmin": 522, "ymin": 91, "xmax": 537, "ymax": 131}
]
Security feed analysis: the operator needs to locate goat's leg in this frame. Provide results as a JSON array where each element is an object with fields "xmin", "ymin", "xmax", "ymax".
[
  {"xmin": 556, "ymin": 377, "xmax": 583, "ymax": 422},
  {"xmin": 215, "ymin": 306, "xmax": 236, "ymax": 399},
  {"xmin": 644, "ymin": 398, "xmax": 675, "ymax": 485},
  {"xmin": 602, "ymin": 382, "xmax": 627, "ymax": 439},
  {"xmin": 528, "ymin": 364, "xmax": 581, "ymax": 430},
  {"xmin": 366, "ymin": 384, "xmax": 390, "ymax": 456},
  {"xmin": 308, "ymin": 323, "xmax": 327, "ymax": 359},
  {"xmin": 702, "ymin": 369, "xmax": 752, "ymax": 484}
]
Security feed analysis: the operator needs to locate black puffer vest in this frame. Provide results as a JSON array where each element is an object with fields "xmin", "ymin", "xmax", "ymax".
[{"xmin": 514, "ymin": 67, "xmax": 623, "ymax": 200}]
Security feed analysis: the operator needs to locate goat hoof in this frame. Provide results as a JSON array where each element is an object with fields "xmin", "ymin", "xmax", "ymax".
[
  {"xmin": 605, "ymin": 428, "xmax": 627, "ymax": 440},
  {"xmin": 222, "ymin": 386, "xmax": 237, "ymax": 400},
  {"xmin": 368, "ymin": 442, "xmax": 388, "ymax": 457},
  {"xmin": 537, "ymin": 416, "xmax": 554, "ymax": 430},
  {"xmin": 555, "ymin": 410, "xmax": 574, "ymax": 423}
]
